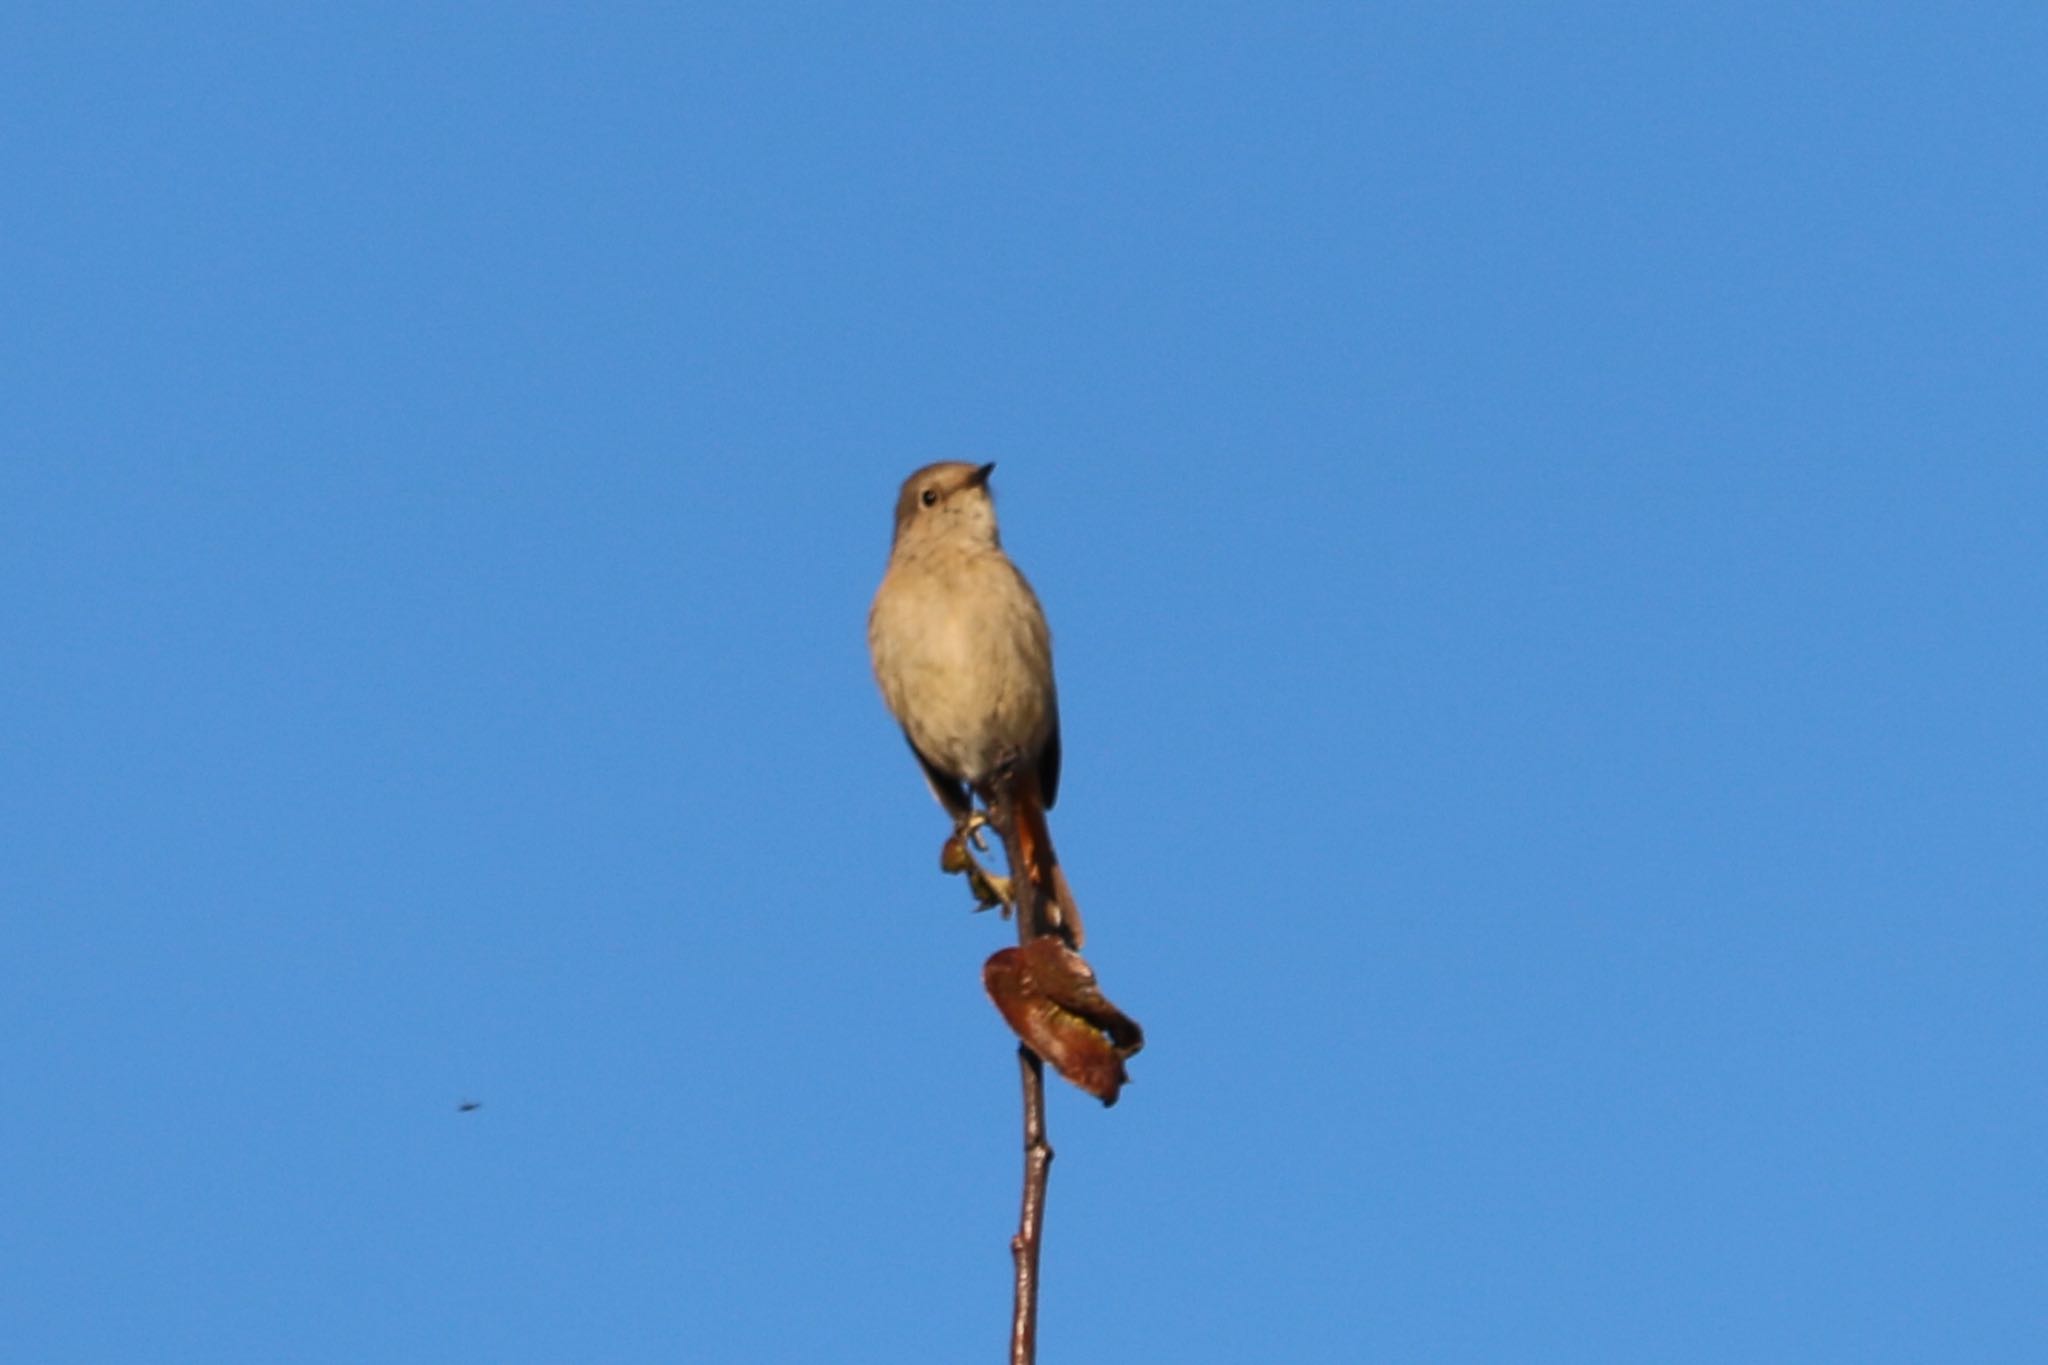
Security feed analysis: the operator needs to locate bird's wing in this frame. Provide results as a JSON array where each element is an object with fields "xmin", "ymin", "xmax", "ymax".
[
  {"xmin": 1039, "ymin": 703, "xmax": 1061, "ymax": 810},
  {"xmin": 905, "ymin": 733, "xmax": 975, "ymax": 822}
]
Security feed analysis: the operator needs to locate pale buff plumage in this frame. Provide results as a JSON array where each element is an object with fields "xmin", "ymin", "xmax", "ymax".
[{"xmin": 868, "ymin": 461, "xmax": 1079, "ymax": 942}]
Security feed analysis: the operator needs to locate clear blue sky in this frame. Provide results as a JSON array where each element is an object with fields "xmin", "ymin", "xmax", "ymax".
[{"xmin": 5, "ymin": 6, "xmax": 2043, "ymax": 1362}]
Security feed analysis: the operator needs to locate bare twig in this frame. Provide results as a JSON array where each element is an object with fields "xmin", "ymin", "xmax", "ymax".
[
  {"xmin": 985, "ymin": 769, "xmax": 1054, "ymax": 1365},
  {"xmin": 1010, "ymin": 1042, "xmax": 1050, "ymax": 1365}
]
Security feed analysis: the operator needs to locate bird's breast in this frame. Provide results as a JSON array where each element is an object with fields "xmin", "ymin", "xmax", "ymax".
[{"xmin": 869, "ymin": 549, "xmax": 1055, "ymax": 783}]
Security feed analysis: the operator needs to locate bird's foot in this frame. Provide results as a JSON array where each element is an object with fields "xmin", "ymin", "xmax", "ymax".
[
  {"xmin": 940, "ymin": 823, "xmax": 1013, "ymax": 915},
  {"xmin": 957, "ymin": 809, "xmax": 994, "ymax": 855}
]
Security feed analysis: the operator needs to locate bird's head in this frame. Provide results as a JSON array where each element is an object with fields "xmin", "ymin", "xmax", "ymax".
[{"xmin": 891, "ymin": 461, "xmax": 1000, "ymax": 553}]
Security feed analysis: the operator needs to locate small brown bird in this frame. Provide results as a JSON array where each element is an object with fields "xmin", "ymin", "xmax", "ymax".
[{"xmin": 868, "ymin": 462, "xmax": 1082, "ymax": 945}]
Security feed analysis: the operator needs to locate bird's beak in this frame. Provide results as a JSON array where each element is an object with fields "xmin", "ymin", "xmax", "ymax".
[{"xmin": 969, "ymin": 462, "xmax": 996, "ymax": 488}]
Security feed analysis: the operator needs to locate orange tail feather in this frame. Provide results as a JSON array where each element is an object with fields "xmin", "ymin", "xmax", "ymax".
[{"xmin": 1014, "ymin": 773, "xmax": 1084, "ymax": 948}]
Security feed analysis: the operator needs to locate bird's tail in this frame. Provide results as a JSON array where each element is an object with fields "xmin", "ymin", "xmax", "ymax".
[{"xmin": 1013, "ymin": 771, "xmax": 1084, "ymax": 948}]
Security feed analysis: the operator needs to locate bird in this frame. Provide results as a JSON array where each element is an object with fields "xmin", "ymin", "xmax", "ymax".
[
  {"xmin": 456, "ymin": 1100, "xmax": 481, "ymax": 1112},
  {"xmin": 868, "ymin": 462, "xmax": 1082, "ymax": 945}
]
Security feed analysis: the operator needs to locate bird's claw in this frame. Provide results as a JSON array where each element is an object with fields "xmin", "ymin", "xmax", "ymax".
[
  {"xmin": 957, "ymin": 810, "xmax": 994, "ymax": 855},
  {"xmin": 968, "ymin": 864, "xmax": 1012, "ymax": 911},
  {"xmin": 941, "ymin": 823, "xmax": 1013, "ymax": 916}
]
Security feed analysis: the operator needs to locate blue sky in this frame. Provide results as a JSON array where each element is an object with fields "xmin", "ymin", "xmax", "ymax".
[{"xmin": 4, "ymin": 5, "xmax": 2044, "ymax": 1361}]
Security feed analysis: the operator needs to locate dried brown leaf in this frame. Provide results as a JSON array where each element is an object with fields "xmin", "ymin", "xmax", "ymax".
[{"xmin": 983, "ymin": 938, "xmax": 1145, "ymax": 1105}]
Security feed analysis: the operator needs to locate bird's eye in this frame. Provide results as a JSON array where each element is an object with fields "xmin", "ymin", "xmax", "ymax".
[{"xmin": 920, "ymin": 488, "xmax": 939, "ymax": 507}]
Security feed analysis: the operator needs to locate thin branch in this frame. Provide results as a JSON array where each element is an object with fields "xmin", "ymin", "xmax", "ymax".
[
  {"xmin": 986, "ymin": 769, "xmax": 1054, "ymax": 1365},
  {"xmin": 1010, "ymin": 1043, "xmax": 1050, "ymax": 1365}
]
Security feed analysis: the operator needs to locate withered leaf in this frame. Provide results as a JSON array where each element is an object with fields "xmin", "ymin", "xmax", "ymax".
[{"xmin": 983, "ymin": 938, "xmax": 1144, "ymax": 1105}]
